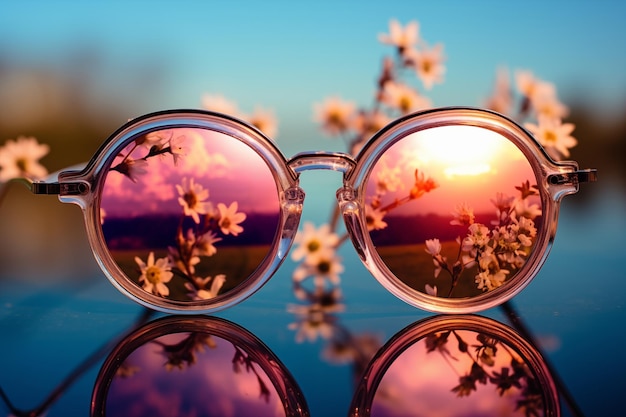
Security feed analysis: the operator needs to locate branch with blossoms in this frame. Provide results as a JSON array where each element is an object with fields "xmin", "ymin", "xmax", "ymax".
[
  {"xmin": 290, "ymin": 19, "xmax": 445, "ymax": 302},
  {"xmin": 313, "ymin": 19, "xmax": 444, "ymax": 155},
  {"xmin": 231, "ymin": 344, "xmax": 272, "ymax": 402},
  {"xmin": 423, "ymin": 181, "xmax": 541, "ymax": 297},
  {"xmin": 108, "ymin": 130, "xmax": 247, "ymax": 301},
  {"xmin": 109, "ymin": 129, "xmax": 187, "ymax": 182},
  {"xmin": 150, "ymin": 331, "xmax": 217, "ymax": 372},
  {"xmin": 484, "ymin": 68, "xmax": 578, "ymax": 161},
  {"xmin": 295, "ymin": 19, "xmax": 579, "ymax": 299}
]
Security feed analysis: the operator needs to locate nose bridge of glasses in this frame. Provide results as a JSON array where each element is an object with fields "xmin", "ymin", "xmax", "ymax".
[
  {"xmin": 287, "ymin": 151, "xmax": 356, "ymax": 175},
  {"xmin": 285, "ymin": 151, "xmax": 369, "ymax": 261}
]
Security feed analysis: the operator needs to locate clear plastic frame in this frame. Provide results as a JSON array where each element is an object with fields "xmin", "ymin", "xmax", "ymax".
[{"xmin": 27, "ymin": 107, "xmax": 596, "ymax": 314}]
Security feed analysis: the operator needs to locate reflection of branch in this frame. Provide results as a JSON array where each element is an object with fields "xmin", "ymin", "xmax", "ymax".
[
  {"xmin": 0, "ymin": 308, "xmax": 154, "ymax": 417},
  {"xmin": 140, "ymin": 332, "xmax": 273, "ymax": 403},
  {"xmin": 501, "ymin": 301, "xmax": 587, "ymax": 417},
  {"xmin": 424, "ymin": 324, "xmax": 543, "ymax": 414},
  {"xmin": 231, "ymin": 345, "xmax": 271, "ymax": 403},
  {"xmin": 150, "ymin": 332, "xmax": 217, "ymax": 371},
  {"xmin": 110, "ymin": 140, "xmax": 175, "ymax": 175}
]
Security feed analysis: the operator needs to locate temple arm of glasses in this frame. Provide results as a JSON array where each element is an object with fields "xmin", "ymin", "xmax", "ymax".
[
  {"xmin": 22, "ymin": 163, "xmax": 88, "ymax": 195},
  {"xmin": 547, "ymin": 168, "xmax": 598, "ymax": 185}
]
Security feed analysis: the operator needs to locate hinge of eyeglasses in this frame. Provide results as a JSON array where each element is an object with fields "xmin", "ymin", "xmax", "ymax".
[
  {"xmin": 548, "ymin": 169, "xmax": 598, "ymax": 185},
  {"xmin": 31, "ymin": 181, "xmax": 88, "ymax": 195}
]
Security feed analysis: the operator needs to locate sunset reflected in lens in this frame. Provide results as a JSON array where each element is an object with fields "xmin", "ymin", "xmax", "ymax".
[{"xmin": 366, "ymin": 125, "xmax": 541, "ymax": 298}]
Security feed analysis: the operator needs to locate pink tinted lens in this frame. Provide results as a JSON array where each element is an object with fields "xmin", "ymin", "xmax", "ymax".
[
  {"xmin": 365, "ymin": 125, "xmax": 542, "ymax": 298},
  {"xmin": 99, "ymin": 128, "xmax": 281, "ymax": 302}
]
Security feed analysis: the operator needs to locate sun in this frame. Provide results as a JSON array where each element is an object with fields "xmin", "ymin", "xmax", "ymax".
[{"xmin": 416, "ymin": 125, "xmax": 517, "ymax": 178}]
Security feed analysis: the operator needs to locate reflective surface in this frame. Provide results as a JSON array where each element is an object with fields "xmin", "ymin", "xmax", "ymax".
[
  {"xmin": 100, "ymin": 127, "xmax": 281, "ymax": 303},
  {"xmin": 0, "ymin": 185, "xmax": 623, "ymax": 417}
]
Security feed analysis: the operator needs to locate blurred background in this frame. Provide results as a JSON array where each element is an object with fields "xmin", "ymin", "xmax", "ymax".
[{"xmin": 0, "ymin": 0, "xmax": 624, "ymax": 277}]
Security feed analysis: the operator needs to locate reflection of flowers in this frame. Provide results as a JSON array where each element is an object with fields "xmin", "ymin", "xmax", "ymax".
[
  {"xmin": 232, "ymin": 345, "xmax": 272, "ymax": 403},
  {"xmin": 176, "ymin": 177, "xmax": 212, "ymax": 224},
  {"xmin": 425, "ymin": 329, "xmax": 543, "ymax": 416},
  {"xmin": 152, "ymin": 332, "xmax": 217, "ymax": 371},
  {"xmin": 115, "ymin": 157, "xmax": 148, "ymax": 182},
  {"xmin": 424, "ymin": 181, "xmax": 541, "ymax": 296},
  {"xmin": 185, "ymin": 274, "xmax": 226, "ymax": 300},
  {"xmin": 135, "ymin": 252, "xmax": 174, "ymax": 297},
  {"xmin": 287, "ymin": 286, "xmax": 343, "ymax": 343},
  {"xmin": 287, "ymin": 282, "xmax": 382, "ymax": 388},
  {"xmin": 365, "ymin": 204, "xmax": 388, "ymax": 231},
  {"xmin": 365, "ymin": 166, "xmax": 438, "ymax": 233},
  {"xmin": 288, "ymin": 304, "xmax": 335, "ymax": 340},
  {"xmin": 217, "ymin": 202, "xmax": 246, "ymax": 236},
  {"xmin": 169, "ymin": 134, "xmax": 188, "ymax": 165},
  {"xmin": 116, "ymin": 330, "xmax": 274, "ymax": 403},
  {"xmin": 115, "ymin": 361, "xmax": 141, "ymax": 378},
  {"xmin": 193, "ymin": 230, "xmax": 222, "ymax": 256},
  {"xmin": 106, "ymin": 130, "xmax": 249, "ymax": 301},
  {"xmin": 0, "ymin": 136, "xmax": 49, "ymax": 182}
]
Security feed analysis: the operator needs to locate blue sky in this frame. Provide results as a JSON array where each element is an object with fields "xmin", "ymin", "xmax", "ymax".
[{"xmin": 1, "ymin": 0, "xmax": 625, "ymax": 154}]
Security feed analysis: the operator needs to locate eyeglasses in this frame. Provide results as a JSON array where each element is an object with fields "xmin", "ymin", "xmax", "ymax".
[{"xmin": 24, "ymin": 107, "xmax": 596, "ymax": 314}]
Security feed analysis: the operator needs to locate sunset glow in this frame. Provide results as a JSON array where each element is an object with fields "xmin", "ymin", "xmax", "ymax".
[
  {"xmin": 368, "ymin": 125, "xmax": 537, "ymax": 216},
  {"xmin": 100, "ymin": 127, "xmax": 280, "ymax": 218}
]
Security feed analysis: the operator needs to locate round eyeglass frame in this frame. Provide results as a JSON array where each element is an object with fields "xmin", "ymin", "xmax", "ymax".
[
  {"xmin": 348, "ymin": 314, "xmax": 560, "ymax": 416},
  {"xmin": 54, "ymin": 107, "xmax": 583, "ymax": 314},
  {"xmin": 91, "ymin": 315, "xmax": 309, "ymax": 417}
]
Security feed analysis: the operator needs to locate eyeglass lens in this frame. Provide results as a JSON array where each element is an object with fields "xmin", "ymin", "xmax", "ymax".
[
  {"xmin": 365, "ymin": 125, "xmax": 542, "ymax": 298},
  {"xmin": 99, "ymin": 128, "xmax": 281, "ymax": 303}
]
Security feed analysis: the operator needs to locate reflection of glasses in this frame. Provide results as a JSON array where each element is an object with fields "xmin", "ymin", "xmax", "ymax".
[
  {"xmin": 350, "ymin": 313, "xmax": 560, "ymax": 416},
  {"xmin": 93, "ymin": 311, "xmax": 565, "ymax": 417},
  {"xmin": 26, "ymin": 107, "xmax": 596, "ymax": 313},
  {"xmin": 92, "ymin": 315, "xmax": 309, "ymax": 417}
]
